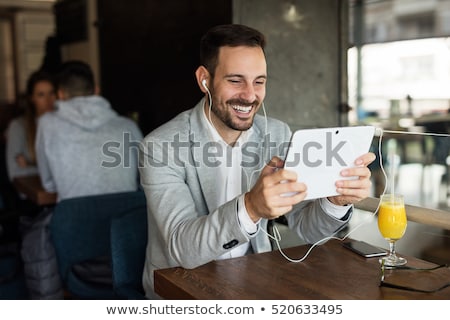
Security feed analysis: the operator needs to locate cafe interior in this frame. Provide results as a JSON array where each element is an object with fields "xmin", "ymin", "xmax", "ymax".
[{"xmin": 0, "ymin": 0, "xmax": 449, "ymax": 299}]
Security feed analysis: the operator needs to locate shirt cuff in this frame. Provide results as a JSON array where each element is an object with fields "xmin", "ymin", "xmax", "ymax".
[
  {"xmin": 237, "ymin": 194, "xmax": 259, "ymax": 235},
  {"xmin": 319, "ymin": 197, "xmax": 352, "ymax": 220}
]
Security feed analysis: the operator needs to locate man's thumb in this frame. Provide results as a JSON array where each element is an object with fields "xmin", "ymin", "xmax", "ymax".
[{"xmin": 261, "ymin": 156, "xmax": 284, "ymax": 176}]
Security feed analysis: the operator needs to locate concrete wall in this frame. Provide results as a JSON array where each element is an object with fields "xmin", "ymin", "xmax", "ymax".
[{"xmin": 233, "ymin": 0, "xmax": 349, "ymax": 130}]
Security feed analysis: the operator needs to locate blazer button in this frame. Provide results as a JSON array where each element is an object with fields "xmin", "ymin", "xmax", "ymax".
[{"xmin": 223, "ymin": 239, "xmax": 239, "ymax": 249}]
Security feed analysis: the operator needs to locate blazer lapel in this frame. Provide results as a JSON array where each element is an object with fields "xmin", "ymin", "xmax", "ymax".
[
  {"xmin": 190, "ymin": 100, "xmax": 221, "ymax": 213},
  {"xmin": 241, "ymin": 124, "xmax": 266, "ymax": 193}
]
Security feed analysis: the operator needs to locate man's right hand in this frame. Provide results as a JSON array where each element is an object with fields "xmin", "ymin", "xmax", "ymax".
[{"xmin": 244, "ymin": 156, "xmax": 307, "ymax": 222}]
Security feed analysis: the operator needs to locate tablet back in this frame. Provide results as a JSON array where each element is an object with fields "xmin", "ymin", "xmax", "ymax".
[{"xmin": 283, "ymin": 126, "xmax": 375, "ymax": 200}]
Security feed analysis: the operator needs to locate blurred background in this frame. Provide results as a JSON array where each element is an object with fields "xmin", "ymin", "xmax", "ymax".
[{"xmin": 0, "ymin": 0, "xmax": 449, "ymax": 210}]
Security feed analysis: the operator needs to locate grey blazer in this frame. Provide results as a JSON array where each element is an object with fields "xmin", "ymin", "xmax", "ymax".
[{"xmin": 139, "ymin": 99, "xmax": 350, "ymax": 298}]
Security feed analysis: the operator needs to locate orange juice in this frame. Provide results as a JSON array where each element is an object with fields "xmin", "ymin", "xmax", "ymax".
[{"xmin": 378, "ymin": 200, "xmax": 407, "ymax": 240}]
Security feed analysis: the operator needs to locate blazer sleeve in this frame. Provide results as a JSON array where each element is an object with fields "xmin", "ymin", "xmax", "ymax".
[{"xmin": 286, "ymin": 199, "xmax": 351, "ymax": 244}]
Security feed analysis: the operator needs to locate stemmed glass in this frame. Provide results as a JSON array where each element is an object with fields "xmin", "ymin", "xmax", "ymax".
[{"xmin": 377, "ymin": 194, "xmax": 407, "ymax": 267}]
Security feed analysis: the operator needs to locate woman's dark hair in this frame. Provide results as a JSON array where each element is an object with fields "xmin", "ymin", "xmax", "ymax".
[
  {"xmin": 199, "ymin": 24, "xmax": 266, "ymax": 77},
  {"xmin": 24, "ymin": 70, "xmax": 56, "ymax": 163}
]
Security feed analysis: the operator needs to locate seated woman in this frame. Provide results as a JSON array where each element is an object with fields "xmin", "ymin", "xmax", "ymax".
[{"xmin": 5, "ymin": 71, "xmax": 56, "ymax": 181}]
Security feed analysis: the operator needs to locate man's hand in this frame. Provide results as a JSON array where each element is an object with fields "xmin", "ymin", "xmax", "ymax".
[
  {"xmin": 327, "ymin": 152, "xmax": 376, "ymax": 206},
  {"xmin": 244, "ymin": 156, "xmax": 307, "ymax": 222},
  {"xmin": 15, "ymin": 154, "xmax": 28, "ymax": 168}
]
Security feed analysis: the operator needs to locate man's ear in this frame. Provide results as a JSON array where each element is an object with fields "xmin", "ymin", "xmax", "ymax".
[{"xmin": 195, "ymin": 66, "xmax": 209, "ymax": 93}]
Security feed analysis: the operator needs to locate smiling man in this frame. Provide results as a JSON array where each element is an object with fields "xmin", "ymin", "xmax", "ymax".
[{"xmin": 139, "ymin": 24, "xmax": 375, "ymax": 299}]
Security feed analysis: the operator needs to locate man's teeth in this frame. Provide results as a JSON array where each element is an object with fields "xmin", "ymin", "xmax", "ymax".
[{"xmin": 232, "ymin": 105, "xmax": 252, "ymax": 113}]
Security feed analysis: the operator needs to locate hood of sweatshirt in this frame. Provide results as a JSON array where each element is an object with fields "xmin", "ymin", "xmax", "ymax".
[{"xmin": 55, "ymin": 95, "xmax": 118, "ymax": 130}]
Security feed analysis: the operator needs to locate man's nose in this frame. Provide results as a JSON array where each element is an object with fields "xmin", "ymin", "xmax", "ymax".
[{"xmin": 239, "ymin": 83, "xmax": 257, "ymax": 102}]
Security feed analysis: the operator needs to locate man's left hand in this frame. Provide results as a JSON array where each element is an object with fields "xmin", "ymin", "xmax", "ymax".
[{"xmin": 327, "ymin": 152, "xmax": 376, "ymax": 206}]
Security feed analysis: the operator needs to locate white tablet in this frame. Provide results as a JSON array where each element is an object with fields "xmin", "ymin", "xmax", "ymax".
[{"xmin": 283, "ymin": 126, "xmax": 375, "ymax": 200}]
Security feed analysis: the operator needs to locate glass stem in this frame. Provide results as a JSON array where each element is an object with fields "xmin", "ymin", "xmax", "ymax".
[{"xmin": 389, "ymin": 240, "xmax": 396, "ymax": 257}]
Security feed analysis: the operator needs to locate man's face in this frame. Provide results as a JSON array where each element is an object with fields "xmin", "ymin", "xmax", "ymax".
[{"xmin": 208, "ymin": 46, "xmax": 267, "ymax": 134}]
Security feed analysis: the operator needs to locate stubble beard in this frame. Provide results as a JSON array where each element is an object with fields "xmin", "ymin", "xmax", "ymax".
[{"xmin": 211, "ymin": 99, "xmax": 259, "ymax": 132}]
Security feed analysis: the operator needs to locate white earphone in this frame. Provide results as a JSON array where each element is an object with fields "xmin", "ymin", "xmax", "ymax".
[{"xmin": 202, "ymin": 79, "xmax": 208, "ymax": 91}]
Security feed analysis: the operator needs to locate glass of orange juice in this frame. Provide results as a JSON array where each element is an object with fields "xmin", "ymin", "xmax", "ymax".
[{"xmin": 377, "ymin": 194, "xmax": 407, "ymax": 267}]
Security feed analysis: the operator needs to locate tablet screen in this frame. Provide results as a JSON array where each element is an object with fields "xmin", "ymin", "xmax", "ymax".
[{"xmin": 283, "ymin": 126, "xmax": 375, "ymax": 200}]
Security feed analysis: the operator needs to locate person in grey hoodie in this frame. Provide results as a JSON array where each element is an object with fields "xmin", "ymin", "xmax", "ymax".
[
  {"xmin": 20, "ymin": 60, "xmax": 143, "ymax": 300},
  {"xmin": 35, "ymin": 60, "xmax": 143, "ymax": 201}
]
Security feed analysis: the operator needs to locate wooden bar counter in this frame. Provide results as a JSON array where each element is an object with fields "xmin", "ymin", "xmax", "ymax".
[{"xmin": 154, "ymin": 239, "xmax": 450, "ymax": 300}]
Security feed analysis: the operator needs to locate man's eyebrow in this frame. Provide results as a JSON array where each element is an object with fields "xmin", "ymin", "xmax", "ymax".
[
  {"xmin": 224, "ymin": 74, "xmax": 267, "ymax": 79},
  {"xmin": 224, "ymin": 74, "xmax": 244, "ymax": 79}
]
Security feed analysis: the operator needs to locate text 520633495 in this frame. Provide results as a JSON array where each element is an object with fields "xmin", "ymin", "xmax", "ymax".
[{"xmin": 270, "ymin": 304, "xmax": 343, "ymax": 315}]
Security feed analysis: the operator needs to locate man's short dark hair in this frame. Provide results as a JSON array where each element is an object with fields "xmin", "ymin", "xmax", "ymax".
[
  {"xmin": 57, "ymin": 60, "xmax": 95, "ymax": 98},
  {"xmin": 200, "ymin": 24, "xmax": 266, "ymax": 77}
]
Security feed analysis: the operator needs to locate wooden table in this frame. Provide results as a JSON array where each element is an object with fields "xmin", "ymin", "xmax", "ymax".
[
  {"xmin": 13, "ymin": 175, "xmax": 57, "ymax": 206},
  {"xmin": 154, "ymin": 239, "xmax": 450, "ymax": 299}
]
